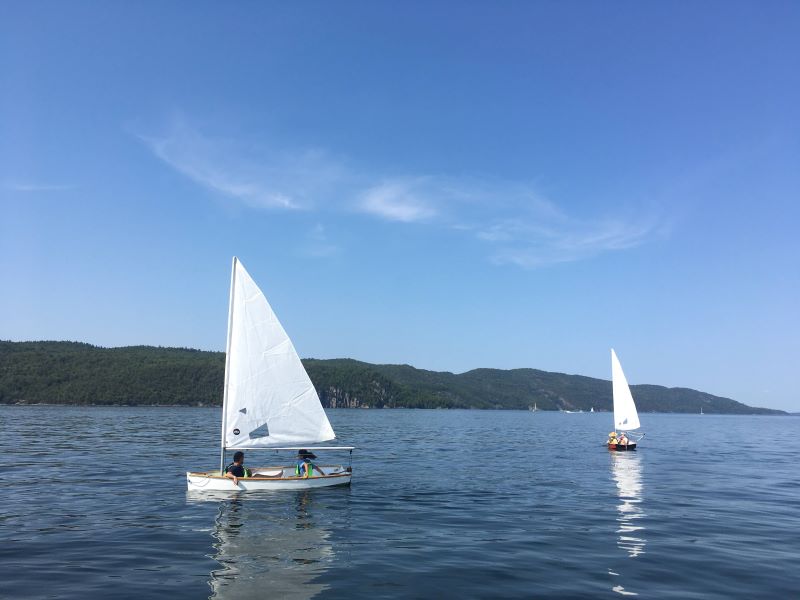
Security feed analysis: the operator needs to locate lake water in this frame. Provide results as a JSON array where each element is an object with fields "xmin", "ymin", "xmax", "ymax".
[{"xmin": 1, "ymin": 406, "xmax": 798, "ymax": 599}]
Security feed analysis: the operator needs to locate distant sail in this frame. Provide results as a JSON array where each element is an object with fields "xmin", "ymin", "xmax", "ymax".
[
  {"xmin": 611, "ymin": 349, "xmax": 640, "ymax": 431},
  {"xmin": 224, "ymin": 258, "xmax": 335, "ymax": 448}
]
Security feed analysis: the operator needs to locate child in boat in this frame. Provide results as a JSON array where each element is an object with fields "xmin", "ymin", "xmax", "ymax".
[
  {"xmin": 224, "ymin": 451, "xmax": 251, "ymax": 485},
  {"xmin": 296, "ymin": 449, "xmax": 326, "ymax": 478},
  {"xmin": 608, "ymin": 432, "xmax": 617, "ymax": 445},
  {"xmin": 617, "ymin": 433, "xmax": 629, "ymax": 446}
]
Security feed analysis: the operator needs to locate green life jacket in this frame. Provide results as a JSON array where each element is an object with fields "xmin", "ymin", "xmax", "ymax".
[{"xmin": 295, "ymin": 460, "xmax": 313, "ymax": 478}]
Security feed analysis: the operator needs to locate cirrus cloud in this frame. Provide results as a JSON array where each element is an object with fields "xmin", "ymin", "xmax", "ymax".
[{"xmin": 135, "ymin": 117, "xmax": 665, "ymax": 268}]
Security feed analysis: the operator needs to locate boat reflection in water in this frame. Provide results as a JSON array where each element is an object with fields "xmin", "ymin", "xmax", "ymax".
[
  {"xmin": 608, "ymin": 452, "xmax": 646, "ymax": 597},
  {"xmin": 188, "ymin": 489, "xmax": 345, "ymax": 600},
  {"xmin": 611, "ymin": 451, "xmax": 646, "ymax": 558}
]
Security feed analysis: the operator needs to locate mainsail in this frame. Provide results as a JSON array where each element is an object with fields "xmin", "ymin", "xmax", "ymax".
[
  {"xmin": 222, "ymin": 257, "xmax": 335, "ymax": 449},
  {"xmin": 611, "ymin": 349, "xmax": 640, "ymax": 431}
]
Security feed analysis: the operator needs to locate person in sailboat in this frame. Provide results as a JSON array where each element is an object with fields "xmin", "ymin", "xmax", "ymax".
[
  {"xmin": 608, "ymin": 431, "xmax": 617, "ymax": 445},
  {"xmin": 296, "ymin": 449, "xmax": 326, "ymax": 478},
  {"xmin": 224, "ymin": 451, "xmax": 251, "ymax": 486},
  {"xmin": 617, "ymin": 432, "xmax": 629, "ymax": 446}
]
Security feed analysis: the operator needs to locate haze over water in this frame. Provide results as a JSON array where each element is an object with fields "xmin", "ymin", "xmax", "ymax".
[{"xmin": 2, "ymin": 406, "xmax": 798, "ymax": 599}]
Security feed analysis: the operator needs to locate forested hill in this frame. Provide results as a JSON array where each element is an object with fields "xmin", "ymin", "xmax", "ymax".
[{"xmin": 0, "ymin": 341, "xmax": 784, "ymax": 414}]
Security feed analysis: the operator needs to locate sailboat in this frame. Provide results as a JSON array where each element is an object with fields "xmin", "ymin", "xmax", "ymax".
[
  {"xmin": 187, "ymin": 257, "xmax": 353, "ymax": 491},
  {"xmin": 607, "ymin": 349, "xmax": 643, "ymax": 451}
]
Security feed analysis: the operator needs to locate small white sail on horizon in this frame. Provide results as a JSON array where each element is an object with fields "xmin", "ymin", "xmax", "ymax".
[{"xmin": 611, "ymin": 349, "xmax": 640, "ymax": 432}]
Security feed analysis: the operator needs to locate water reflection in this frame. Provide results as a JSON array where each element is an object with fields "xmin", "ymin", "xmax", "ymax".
[
  {"xmin": 188, "ymin": 490, "xmax": 343, "ymax": 600},
  {"xmin": 610, "ymin": 452, "xmax": 646, "ymax": 559}
]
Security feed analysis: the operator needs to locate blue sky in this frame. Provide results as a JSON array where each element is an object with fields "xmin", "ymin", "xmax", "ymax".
[{"xmin": 2, "ymin": 2, "xmax": 798, "ymax": 411}]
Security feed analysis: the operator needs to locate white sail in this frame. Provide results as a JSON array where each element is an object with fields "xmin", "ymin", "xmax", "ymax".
[
  {"xmin": 223, "ymin": 257, "xmax": 335, "ymax": 449},
  {"xmin": 611, "ymin": 349, "xmax": 640, "ymax": 431}
]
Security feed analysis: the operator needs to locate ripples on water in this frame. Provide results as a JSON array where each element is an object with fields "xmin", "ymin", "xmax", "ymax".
[{"xmin": 1, "ymin": 407, "xmax": 798, "ymax": 599}]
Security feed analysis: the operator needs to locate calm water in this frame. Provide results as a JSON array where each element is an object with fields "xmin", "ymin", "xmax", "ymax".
[{"xmin": 1, "ymin": 406, "xmax": 798, "ymax": 599}]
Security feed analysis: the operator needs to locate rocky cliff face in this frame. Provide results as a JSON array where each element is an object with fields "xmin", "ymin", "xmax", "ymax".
[
  {"xmin": 318, "ymin": 386, "xmax": 367, "ymax": 408},
  {"xmin": 317, "ymin": 382, "xmax": 398, "ymax": 409}
]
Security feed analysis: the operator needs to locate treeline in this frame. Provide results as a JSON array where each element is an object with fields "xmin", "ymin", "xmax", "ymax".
[
  {"xmin": 0, "ymin": 341, "xmax": 223, "ymax": 406},
  {"xmin": 0, "ymin": 341, "xmax": 784, "ymax": 414}
]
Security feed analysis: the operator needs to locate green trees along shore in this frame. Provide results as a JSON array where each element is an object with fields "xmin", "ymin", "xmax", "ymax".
[{"xmin": 0, "ymin": 341, "xmax": 783, "ymax": 414}]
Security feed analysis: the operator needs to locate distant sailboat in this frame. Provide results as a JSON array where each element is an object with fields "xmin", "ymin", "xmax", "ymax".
[
  {"xmin": 529, "ymin": 403, "xmax": 538, "ymax": 412},
  {"xmin": 700, "ymin": 407, "xmax": 704, "ymax": 415},
  {"xmin": 607, "ymin": 349, "xmax": 643, "ymax": 451}
]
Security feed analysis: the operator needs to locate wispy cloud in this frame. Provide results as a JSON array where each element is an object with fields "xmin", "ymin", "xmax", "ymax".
[
  {"xmin": 3, "ymin": 181, "xmax": 73, "ymax": 192},
  {"xmin": 299, "ymin": 223, "xmax": 341, "ymax": 258},
  {"xmin": 359, "ymin": 179, "xmax": 438, "ymax": 223},
  {"xmin": 135, "ymin": 118, "xmax": 346, "ymax": 210},
  {"xmin": 136, "ymin": 117, "xmax": 664, "ymax": 268},
  {"xmin": 415, "ymin": 179, "xmax": 662, "ymax": 267},
  {"xmin": 484, "ymin": 214, "xmax": 663, "ymax": 268}
]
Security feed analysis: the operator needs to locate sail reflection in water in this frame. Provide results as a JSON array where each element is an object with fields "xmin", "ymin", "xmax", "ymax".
[
  {"xmin": 611, "ymin": 452, "xmax": 646, "ymax": 559},
  {"xmin": 188, "ymin": 490, "xmax": 343, "ymax": 600}
]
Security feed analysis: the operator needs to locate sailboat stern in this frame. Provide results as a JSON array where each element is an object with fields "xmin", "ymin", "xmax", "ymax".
[{"xmin": 607, "ymin": 442, "xmax": 637, "ymax": 451}]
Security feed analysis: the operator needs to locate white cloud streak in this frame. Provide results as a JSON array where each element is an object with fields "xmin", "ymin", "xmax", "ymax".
[
  {"xmin": 359, "ymin": 179, "xmax": 438, "ymax": 223},
  {"xmin": 485, "ymin": 216, "xmax": 662, "ymax": 268},
  {"xmin": 136, "ymin": 117, "xmax": 664, "ymax": 267},
  {"xmin": 136, "ymin": 118, "xmax": 346, "ymax": 211}
]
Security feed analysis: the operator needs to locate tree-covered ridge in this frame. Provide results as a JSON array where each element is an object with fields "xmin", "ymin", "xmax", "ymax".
[
  {"xmin": 0, "ymin": 341, "xmax": 784, "ymax": 414},
  {"xmin": 0, "ymin": 341, "xmax": 223, "ymax": 406}
]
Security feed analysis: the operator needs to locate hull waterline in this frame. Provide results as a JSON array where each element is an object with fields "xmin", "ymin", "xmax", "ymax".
[
  {"xmin": 187, "ymin": 466, "xmax": 351, "ymax": 491},
  {"xmin": 607, "ymin": 443, "xmax": 637, "ymax": 451}
]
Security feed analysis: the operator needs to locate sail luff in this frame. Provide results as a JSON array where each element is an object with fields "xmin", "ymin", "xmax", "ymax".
[
  {"xmin": 219, "ymin": 256, "xmax": 238, "ymax": 473},
  {"xmin": 611, "ymin": 348, "xmax": 641, "ymax": 431}
]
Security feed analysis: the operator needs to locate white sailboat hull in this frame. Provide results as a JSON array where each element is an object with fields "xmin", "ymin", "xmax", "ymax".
[{"xmin": 187, "ymin": 465, "xmax": 351, "ymax": 491}]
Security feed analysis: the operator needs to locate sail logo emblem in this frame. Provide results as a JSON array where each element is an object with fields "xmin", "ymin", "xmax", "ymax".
[{"xmin": 232, "ymin": 428, "xmax": 240, "ymax": 435}]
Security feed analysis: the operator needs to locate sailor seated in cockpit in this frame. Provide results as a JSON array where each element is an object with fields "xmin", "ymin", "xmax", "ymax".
[
  {"xmin": 224, "ymin": 451, "xmax": 251, "ymax": 485},
  {"xmin": 296, "ymin": 449, "xmax": 326, "ymax": 477}
]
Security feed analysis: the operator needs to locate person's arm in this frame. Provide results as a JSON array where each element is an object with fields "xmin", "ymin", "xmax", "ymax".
[
  {"xmin": 224, "ymin": 470, "xmax": 240, "ymax": 485},
  {"xmin": 314, "ymin": 464, "xmax": 326, "ymax": 476}
]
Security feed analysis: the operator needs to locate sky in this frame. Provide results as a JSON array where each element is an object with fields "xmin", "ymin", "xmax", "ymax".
[{"xmin": 1, "ymin": 2, "xmax": 798, "ymax": 411}]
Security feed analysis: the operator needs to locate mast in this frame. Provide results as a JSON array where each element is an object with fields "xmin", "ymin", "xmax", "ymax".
[{"xmin": 219, "ymin": 257, "xmax": 238, "ymax": 474}]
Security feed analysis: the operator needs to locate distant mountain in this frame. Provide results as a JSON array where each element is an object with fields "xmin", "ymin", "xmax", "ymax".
[{"xmin": 0, "ymin": 340, "xmax": 784, "ymax": 415}]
